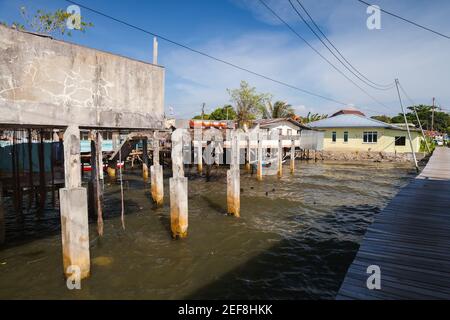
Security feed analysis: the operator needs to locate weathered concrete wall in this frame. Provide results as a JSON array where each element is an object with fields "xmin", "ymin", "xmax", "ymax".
[{"xmin": 0, "ymin": 26, "xmax": 165, "ymax": 129}]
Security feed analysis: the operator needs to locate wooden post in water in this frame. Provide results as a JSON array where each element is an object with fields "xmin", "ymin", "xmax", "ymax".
[
  {"xmin": 37, "ymin": 130, "xmax": 46, "ymax": 217},
  {"xmin": 151, "ymin": 133, "xmax": 164, "ymax": 206},
  {"xmin": 142, "ymin": 138, "xmax": 149, "ymax": 181},
  {"xmin": 27, "ymin": 129, "xmax": 34, "ymax": 209},
  {"xmin": 290, "ymin": 138, "xmax": 295, "ymax": 174},
  {"xmin": 227, "ymin": 130, "xmax": 240, "ymax": 217},
  {"xmin": 59, "ymin": 125, "xmax": 90, "ymax": 280},
  {"xmin": 256, "ymin": 132, "xmax": 263, "ymax": 181},
  {"xmin": 277, "ymin": 138, "xmax": 283, "ymax": 178},
  {"xmin": 94, "ymin": 131, "xmax": 103, "ymax": 236},
  {"xmin": 0, "ymin": 181, "xmax": 4, "ymax": 245},
  {"xmin": 169, "ymin": 129, "xmax": 188, "ymax": 238},
  {"xmin": 245, "ymin": 135, "xmax": 251, "ymax": 172}
]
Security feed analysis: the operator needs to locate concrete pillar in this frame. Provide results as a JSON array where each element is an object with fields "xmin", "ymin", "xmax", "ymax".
[
  {"xmin": 142, "ymin": 138, "xmax": 149, "ymax": 181},
  {"xmin": 197, "ymin": 140, "xmax": 203, "ymax": 173},
  {"xmin": 245, "ymin": 135, "xmax": 251, "ymax": 172},
  {"xmin": 0, "ymin": 181, "xmax": 5, "ymax": 245},
  {"xmin": 227, "ymin": 130, "xmax": 240, "ymax": 217},
  {"xmin": 151, "ymin": 135, "xmax": 163, "ymax": 206},
  {"xmin": 290, "ymin": 139, "xmax": 295, "ymax": 174},
  {"xmin": 170, "ymin": 129, "xmax": 188, "ymax": 238},
  {"xmin": 60, "ymin": 125, "xmax": 90, "ymax": 280},
  {"xmin": 278, "ymin": 138, "xmax": 283, "ymax": 177},
  {"xmin": 256, "ymin": 132, "xmax": 263, "ymax": 181}
]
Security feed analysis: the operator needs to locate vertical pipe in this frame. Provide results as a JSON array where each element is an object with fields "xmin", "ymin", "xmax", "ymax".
[{"xmin": 277, "ymin": 138, "xmax": 283, "ymax": 177}]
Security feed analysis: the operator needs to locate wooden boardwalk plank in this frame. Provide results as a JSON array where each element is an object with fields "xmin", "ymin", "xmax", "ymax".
[{"xmin": 337, "ymin": 148, "xmax": 450, "ymax": 300}]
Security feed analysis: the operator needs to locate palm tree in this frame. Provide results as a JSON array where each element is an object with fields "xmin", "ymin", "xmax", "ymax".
[
  {"xmin": 261, "ymin": 101, "xmax": 295, "ymax": 119},
  {"xmin": 301, "ymin": 112, "xmax": 328, "ymax": 124}
]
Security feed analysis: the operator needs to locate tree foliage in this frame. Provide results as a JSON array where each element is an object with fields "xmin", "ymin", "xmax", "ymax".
[
  {"xmin": 19, "ymin": 6, "xmax": 93, "ymax": 36},
  {"xmin": 373, "ymin": 105, "xmax": 450, "ymax": 134},
  {"xmin": 227, "ymin": 81, "xmax": 271, "ymax": 126},
  {"xmin": 301, "ymin": 112, "xmax": 328, "ymax": 124},
  {"xmin": 192, "ymin": 105, "xmax": 237, "ymax": 120},
  {"xmin": 371, "ymin": 115, "xmax": 392, "ymax": 123},
  {"xmin": 261, "ymin": 101, "xmax": 295, "ymax": 119}
]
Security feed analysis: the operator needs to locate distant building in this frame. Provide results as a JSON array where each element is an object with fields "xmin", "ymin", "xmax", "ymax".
[
  {"xmin": 253, "ymin": 118, "xmax": 310, "ymax": 136},
  {"xmin": 308, "ymin": 108, "xmax": 423, "ymax": 153}
]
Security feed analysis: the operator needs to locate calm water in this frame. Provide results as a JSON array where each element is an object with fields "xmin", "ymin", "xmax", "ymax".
[{"xmin": 0, "ymin": 161, "xmax": 417, "ymax": 299}]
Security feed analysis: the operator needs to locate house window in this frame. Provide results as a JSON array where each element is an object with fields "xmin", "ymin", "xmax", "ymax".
[
  {"xmin": 395, "ymin": 136, "xmax": 406, "ymax": 146},
  {"xmin": 102, "ymin": 132, "xmax": 113, "ymax": 140},
  {"xmin": 363, "ymin": 131, "xmax": 378, "ymax": 143},
  {"xmin": 278, "ymin": 128, "xmax": 283, "ymax": 136},
  {"xmin": 332, "ymin": 131, "xmax": 337, "ymax": 142},
  {"xmin": 344, "ymin": 131, "xmax": 348, "ymax": 143},
  {"xmin": 287, "ymin": 129, "xmax": 292, "ymax": 136},
  {"xmin": 297, "ymin": 130, "xmax": 301, "ymax": 135},
  {"xmin": 80, "ymin": 132, "xmax": 90, "ymax": 141}
]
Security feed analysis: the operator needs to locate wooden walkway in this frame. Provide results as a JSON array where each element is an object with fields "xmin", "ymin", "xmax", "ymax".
[{"xmin": 337, "ymin": 147, "xmax": 450, "ymax": 300}]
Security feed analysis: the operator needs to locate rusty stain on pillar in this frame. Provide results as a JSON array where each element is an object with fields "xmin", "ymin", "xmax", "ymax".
[
  {"xmin": 227, "ymin": 130, "xmax": 240, "ymax": 217},
  {"xmin": 59, "ymin": 125, "xmax": 90, "ymax": 280},
  {"xmin": 169, "ymin": 129, "xmax": 188, "ymax": 238},
  {"xmin": 151, "ymin": 133, "xmax": 164, "ymax": 206}
]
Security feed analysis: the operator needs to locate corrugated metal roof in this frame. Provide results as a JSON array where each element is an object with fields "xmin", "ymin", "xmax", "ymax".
[
  {"xmin": 254, "ymin": 118, "xmax": 312, "ymax": 130},
  {"xmin": 307, "ymin": 114, "xmax": 416, "ymax": 131}
]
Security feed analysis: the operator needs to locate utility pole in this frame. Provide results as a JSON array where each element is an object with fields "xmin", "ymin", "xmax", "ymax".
[
  {"xmin": 431, "ymin": 97, "xmax": 435, "ymax": 132},
  {"xmin": 201, "ymin": 103, "xmax": 205, "ymax": 121},
  {"xmin": 395, "ymin": 79, "xmax": 419, "ymax": 172}
]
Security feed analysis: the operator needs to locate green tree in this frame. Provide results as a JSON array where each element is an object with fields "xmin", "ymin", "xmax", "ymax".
[
  {"xmin": 19, "ymin": 6, "xmax": 93, "ymax": 36},
  {"xmin": 261, "ymin": 101, "xmax": 295, "ymax": 119},
  {"xmin": 371, "ymin": 115, "xmax": 392, "ymax": 123},
  {"xmin": 389, "ymin": 105, "xmax": 450, "ymax": 134},
  {"xmin": 227, "ymin": 81, "xmax": 271, "ymax": 127},
  {"xmin": 209, "ymin": 105, "xmax": 237, "ymax": 120}
]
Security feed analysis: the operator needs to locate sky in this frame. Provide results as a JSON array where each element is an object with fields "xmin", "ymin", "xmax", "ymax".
[{"xmin": 1, "ymin": 0, "xmax": 449, "ymax": 118}]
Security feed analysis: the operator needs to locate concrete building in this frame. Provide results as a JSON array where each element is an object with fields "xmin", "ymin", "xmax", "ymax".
[{"xmin": 308, "ymin": 109, "xmax": 423, "ymax": 154}]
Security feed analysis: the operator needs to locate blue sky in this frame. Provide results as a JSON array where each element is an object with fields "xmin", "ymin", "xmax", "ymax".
[{"xmin": 1, "ymin": 0, "xmax": 449, "ymax": 118}]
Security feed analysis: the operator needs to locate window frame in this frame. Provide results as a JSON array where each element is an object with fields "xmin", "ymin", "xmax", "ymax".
[
  {"xmin": 343, "ymin": 131, "xmax": 349, "ymax": 143},
  {"xmin": 395, "ymin": 136, "xmax": 406, "ymax": 146},
  {"xmin": 332, "ymin": 131, "xmax": 337, "ymax": 143},
  {"xmin": 363, "ymin": 131, "xmax": 378, "ymax": 144}
]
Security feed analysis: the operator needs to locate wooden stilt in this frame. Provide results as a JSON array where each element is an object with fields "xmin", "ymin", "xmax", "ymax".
[
  {"xmin": 0, "ymin": 181, "xmax": 5, "ymax": 245},
  {"xmin": 93, "ymin": 131, "xmax": 103, "ymax": 236},
  {"xmin": 60, "ymin": 125, "xmax": 90, "ymax": 280},
  {"xmin": 51, "ymin": 130, "xmax": 56, "ymax": 207},
  {"xmin": 290, "ymin": 139, "xmax": 295, "ymax": 174},
  {"xmin": 170, "ymin": 129, "xmax": 188, "ymax": 238},
  {"xmin": 37, "ymin": 130, "xmax": 46, "ymax": 217},
  {"xmin": 197, "ymin": 140, "xmax": 203, "ymax": 173},
  {"xmin": 142, "ymin": 138, "xmax": 149, "ymax": 181},
  {"xmin": 27, "ymin": 129, "xmax": 34, "ymax": 209}
]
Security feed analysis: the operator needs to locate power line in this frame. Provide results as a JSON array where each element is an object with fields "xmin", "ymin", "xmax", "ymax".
[
  {"xmin": 63, "ymin": 0, "xmax": 347, "ymax": 106},
  {"xmin": 294, "ymin": 0, "xmax": 395, "ymax": 90},
  {"xmin": 258, "ymin": 0, "xmax": 392, "ymax": 112},
  {"xmin": 356, "ymin": 0, "xmax": 450, "ymax": 40}
]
